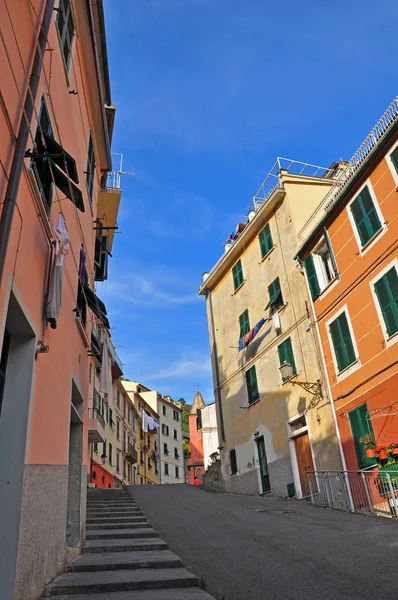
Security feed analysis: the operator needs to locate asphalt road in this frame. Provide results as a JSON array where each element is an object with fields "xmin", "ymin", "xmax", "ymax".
[{"xmin": 130, "ymin": 484, "xmax": 398, "ymax": 600}]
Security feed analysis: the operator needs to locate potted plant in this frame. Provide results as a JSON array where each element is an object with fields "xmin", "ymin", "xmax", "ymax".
[
  {"xmin": 360, "ymin": 434, "xmax": 376, "ymax": 458},
  {"xmin": 375, "ymin": 446, "xmax": 388, "ymax": 462},
  {"xmin": 389, "ymin": 442, "xmax": 398, "ymax": 458}
]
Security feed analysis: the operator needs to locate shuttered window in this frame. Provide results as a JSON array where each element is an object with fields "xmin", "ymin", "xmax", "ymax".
[
  {"xmin": 390, "ymin": 146, "xmax": 398, "ymax": 175},
  {"xmin": 230, "ymin": 449, "xmax": 237, "ymax": 475},
  {"xmin": 329, "ymin": 312, "xmax": 356, "ymax": 372},
  {"xmin": 277, "ymin": 337, "xmax": 296, "ymax": 380},
  {"xmin": 239, "ymin": 309, "xmax": 250, "ymax": 338},
  {"xmin": 86, "ymin": 133, "xmax": 96, "ymax": 204},
  {"xmin": 304, "ymin": 254, "xmax": 320, "ymax": 301},
  {"xmin": 245, "ymin": 365, "xmax": 259, "ymax": 405},
  {"xmin": 56, "ymin": 0, "xmax": 75, "ymax": 68},
  {"xmin": 348, "ymin": 404, "xmax": 375, "ymax": 469},
  {"xmin": 265, "ymin": 277, "xmax": 283, "ymax": 311},
  {"xmin": 350, "ymin": 186, "xmax": 382, "ymax": 246},
  {"xmin": 232, "ymin": 260, "xmax": 244, "ymax": 290},
  {"xmin": 374, "ymin": 267, "xmax": 398, "ymax": 337},
  {"xmin": 259, "ymin": 223, "xmax": 273, "ymax": 259}
]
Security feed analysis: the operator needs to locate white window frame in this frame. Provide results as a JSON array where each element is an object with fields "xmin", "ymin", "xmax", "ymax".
[
  {"xmin": 346, "ymin": 179, "xmax": 387, "ymax": 256},
  {"xmin": 325, "ymin": 304, "xmax": 360, "ymax": 382},
  {"xmin": 312, "ymin": 236, "xmax": 339, "ymax": 298},
  {"xmin": 386, "ymin": 139, "xmax": 398, "ymax": 187},
  {"xmin": 369, "ymin": 258, "xmax": 398, "ymax": 348}
]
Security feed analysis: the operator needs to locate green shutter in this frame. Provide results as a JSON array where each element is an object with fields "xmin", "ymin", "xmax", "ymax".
[
  {"xmin": 390, "ymin": 147, "xmax": 398, "ymax": 175},
  {"xmin": 278, "ymin": 337, "xmax": 296, "ymax": 380},
  {"xmin": 245, "ymin": 366, "xmax": 259, "ymax": 404},
  {"xmin": 232, "ymin": 260, "xmax": 244, "ymax": 290},
  {"xmin": 259, "ymin": 223, "xmax": 273, "ymax": 259},
  {"xmin": 323, "ymin": 228, "xmax": 338, "ymax": 278},
  {"xmin": 239, "ymin": 309, "xmax": 250, "ymax": 338},
  {"xmin": 265, "ymin": 277, "xmax": 282, "ymax": 310},
  {"xmin": 348, "ymin": 404, "xmax": 375, "ymax": 469},
  {"xmin": 374, "ymin": 268, "xmax": 398, "ymax": 337},
  {"xmin": 350, "ymin": 186, "xmax": 382, "ymax": 246},
  {"xmin": 329, "ymin": 312, "xmax": 356, "ymax": 372},
  {"xmin": 304, "ymin": 254, "xmax": 320, "ymax": 301}
]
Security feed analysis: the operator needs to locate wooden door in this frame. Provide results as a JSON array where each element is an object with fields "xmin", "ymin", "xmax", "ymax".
[
  {"xmin": 256, "ymin": 436, "xmax": 271, "ymax": 493},
  {"xmin": 294, "ymin": 432, "xmax": 315, "ymax": 497}
]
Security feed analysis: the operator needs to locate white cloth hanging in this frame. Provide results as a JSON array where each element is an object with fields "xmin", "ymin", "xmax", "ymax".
[
  {"xmin": 47, "ymin": 213, "xmax": 70, "ymax": 328},
  {"xmin": 99, "ymin": 338, "xmax": 113, "ymax": 406}
]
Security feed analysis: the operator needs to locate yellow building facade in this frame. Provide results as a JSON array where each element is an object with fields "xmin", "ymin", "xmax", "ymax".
[{"xmin": 199, "ymin": 160, "xmax": 343, "ymax": 498}]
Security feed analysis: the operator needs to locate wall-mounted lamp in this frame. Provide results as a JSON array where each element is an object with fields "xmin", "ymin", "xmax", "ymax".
[
  {"xmin": 279, "ymin": 362, "xmax": 323, "ymax": 399},
  {"xmin": 254, "ymin": 430, "xmax": 260, "ymax": 439},
  {"xmin": 100, "ymin": 453, "xmax": 107, "ymax": 465}
]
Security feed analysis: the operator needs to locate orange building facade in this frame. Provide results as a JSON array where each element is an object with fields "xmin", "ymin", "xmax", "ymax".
[
  {"xmin": 0, "ymin": 1, "xmax": 117, "ymax": 598},
  {"xmin": 297, "ymin": 99, "xmax": 398, "ymax": 485}
]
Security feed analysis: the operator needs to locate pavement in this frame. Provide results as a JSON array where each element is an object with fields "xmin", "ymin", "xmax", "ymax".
[{"xmin": 129, "ymin": 484, "xmax": 398, "ymax": 600}]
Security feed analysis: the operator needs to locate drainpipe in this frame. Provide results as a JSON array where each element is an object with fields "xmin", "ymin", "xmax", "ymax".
[
  {"xmin": 0, "ymin": 0, "xmax": 55, "ymax": 287},
  {"xmin": 204, "ymin": 288, "xmax": 225, "ymax": 444}
]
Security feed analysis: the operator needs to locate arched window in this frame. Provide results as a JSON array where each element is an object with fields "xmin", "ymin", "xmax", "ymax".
[
  {"xmin": 102, "ymin": 476, "xmax": 105, "ymax": 484},
  {"xmin": 92, "ymin": 471, "xmax": 96, "ymax": 480}
]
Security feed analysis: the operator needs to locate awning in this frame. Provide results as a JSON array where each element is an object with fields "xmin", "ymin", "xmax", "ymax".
[
  {"xmin": 43, "ymin": 132, "xmax": 79, "ymax": 183},
  {"xmin": 83, "ymin": 285, "xmax": 110, "ymax": 329},
  {"xmin": 50, "ymin": 160, "xmax": 84, "ymax": 212}
]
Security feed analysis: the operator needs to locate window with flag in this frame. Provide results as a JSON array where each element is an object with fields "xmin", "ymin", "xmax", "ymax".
[
  {"xmin": 390, "ymin": 146, "xmax": 398, "ymax": 175},
  {"xmin": 239, "ymin": 309, "xmax": 250, "ymax": 339},
  {"xmin": 265, "ymin": 277, "xmax": 283, "ymax": 312},
  {"xmin": 278, "ymin": 337, "xmax": 296, "ymax": 381},
  {"xmin": 56, "ymin": 0, "xmax": 75, "ymax": 69},
  {"xmin": 374, "ymin": 267, "xmax": 398, "ymax": 337},
  {"xmin": 245, "ymin": 365, "xmax": 259, "ymax": 405},
  {"xmin": 329, "ymin": 311, "xmax": 357, "ymax": 372},
  {"xmin": 350, "ymin": 186, "xmax": 382, "ymax": 247},
  {"xmin": 86, "ymin": 133, "xmax": 96, "ymax": 203},
  {"xmin": 348, "ymin": 403, "xmax": 375, "ymax": 469},
  {"xmin": 232, "ymin": 260, "xmax": 244, "ymax": 291},
  {"xmin": 258, "ymin": 223, "xmax": 274, "ymax": 259}
]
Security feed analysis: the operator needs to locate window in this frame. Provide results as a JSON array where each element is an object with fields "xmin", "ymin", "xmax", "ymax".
[
  {"xmin": 174, "ymin": 429, "xmax": 178, "ymax": 440},
  {"xmin": 230, "ymin": 449, "xmax": 237, "ymax": 475},
  {"xmin": 174, "ymin": 447, "xmax": 179, "ymax": 459},
  {"xmin": 162, "ymin": 405, "xmax": 167, "ymax": 416},
  {"xmin": 117, "ymin": 389, "xmax": 120, "ymax": 408},
  {"xmin": 0, "ymin": 329, "xmax": 11, "ymax": 416},
  {"xmin": 93, "ymin": 442, "xmax": 98, "ymax": 453},
  {"xmin": 86, "ymin": 133, "xmax": 96, "ymax": 203},
  {"xmin": 109, "ymin": 408, "xmax": 113, "ymax": 427},
  {"xmin": 140, "ymin": 451, "xmax": 144, "ymax": 465},
  {"xmin": 116, "ymin": 452, "xmax": 120, "ymax": 473},
  {"xmin": 239, "ymin": 309, "xmax": 250, "ymax": 339},
  {"xmin": 304, "ymin": 230, "xmax": 338, "ymax": 300},
  {"xmin": 148, "ymin": 456, "xmax": 152, "ymax": 469},
  {"xmin": 109, "ymin": 443, "xmax": 112, "ymax": 465},
  {"xmin": 350, "ymin": 186, "xmax": 382, "ymax": 247},
  {"xmin": 162, "ymin": 424, "xmax": 169, "ymax": 436},
  {"xmin": 232, "ymin": 259, "xmax": 244, "ymax": 291},
  {"xmin": 258, "ymin": 223, "xmax": 273, "ymax": 259},
  {"xmin": 147, "ymin": 434, "xmax": 151, "ymax": 446},
  {"xmin": 266, "ymin": 277, "xmax": 283, "ymax": 312},
  {"xmin": 374, "ymin": 267, "xmax": 398, "ymax": 337},
  {"xmin": 123, "ymin": 400, "xmax": 126, "ymax": 419},
  {"xmin": 140, "ymin": 430, "xmax": 144, "ymax": 441},
  {"xmin": 32, "ymin": 97, "xmax": 53, "ymax": 210},
  {"xmin": 164, "ymin": 463, "xmax": 169, "ymax": 475},
  {"xmin": 173, "ymin": 410, "xmax": 179, "ymax": 422},
  {"xmin": 348, "ymin": 404, "xmax": 375, "ymax": 469},
  {"xmin": 116, "ymin": 419, "xmax": 120, "ymax": 440},
  {"xmin": 164, "ymin": 443, "xmax": 169, "ymax": 455},
  {"xmin": 175, "ymin": 466, "xmax": 179, "ymax": 478},
  {"xmin": 94, "ymin": 221, "xmax": 108, "ymax": 282},
  {"xmin": 56, "ymin": 0, "xmax": 75, "ymax": 68},
  {"xmin": 329, "ymin": 312, "xmax": 356, "ymax": 372},
  {"xmin": 245, "ymin": 365, "xmax": 259, "ymax": 405},
  {"xmin": 140, "ymin": 476, "xmax": 143, "ymax": 485},
  {"xmin": 278, "ymin": 337, "xmax": 296, "ymax": 381},
  {"xmin": 89, "ymin": 363, "xmax": 92, "ymax": 384},
  {"xmin": 123, "ymin": 460, "xmax": 126, "ymax": 478},
  {"xmin": 390, "ymin": 146, "xmax": 398, "ymax": 175}
]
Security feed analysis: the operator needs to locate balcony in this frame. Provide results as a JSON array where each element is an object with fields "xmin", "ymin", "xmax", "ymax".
[
  {"xmin": 97, "ymin": 170, "xmax": 122, "ymax": 255},
  {"xmin": 88, "ymin": 408, "xmax": 106, "ymax": 444},
  {"xmin": 123, "ymin": 442, "xmax": 138, "ymax": 464},
  {"xmin": 111, "ymin": 348, "xmax": 123, "ymax": 380}
]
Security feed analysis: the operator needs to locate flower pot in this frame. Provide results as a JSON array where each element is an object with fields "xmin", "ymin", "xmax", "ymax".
[
  {"xmin": 391, "ymin": 447, "xmax": 398, "ymax": 457},
  {"xmin": 378, "ymin": 448, "xmax": 388, "ymax": 460},
  {"xmin": 366, "ymin": 448, "xmax": 375, "ymax": 458}
]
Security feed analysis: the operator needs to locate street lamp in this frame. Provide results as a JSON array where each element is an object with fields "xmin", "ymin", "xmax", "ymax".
[
  {"xmin": 279, "ymin": 362, "xmax": 323, "ymax": 399},
  {"xmin": 100, "ymin": 452, "xmax": 107, "ymax": 465}
]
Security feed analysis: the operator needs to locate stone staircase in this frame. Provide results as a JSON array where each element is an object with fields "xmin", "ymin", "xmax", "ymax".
[{"xmin": 42, "ymin": 488, "xmax": 214, "ymax": 599}]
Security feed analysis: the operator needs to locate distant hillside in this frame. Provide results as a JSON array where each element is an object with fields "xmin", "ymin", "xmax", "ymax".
[{"xmin": 182, "ymin": 404, "xmax": 191, "ymax": 434}]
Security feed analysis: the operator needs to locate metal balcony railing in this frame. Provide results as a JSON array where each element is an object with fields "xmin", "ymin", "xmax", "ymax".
[
  {"xmin": 89, "ymin": 407, "xmax": 105, "ymax": 429},
  {"xmin": 123, "ymin": 443, "xmax": 137, "ymax": 464}
]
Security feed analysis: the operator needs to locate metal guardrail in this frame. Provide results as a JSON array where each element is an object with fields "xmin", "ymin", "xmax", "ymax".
[
  {"xmin": 88, "ymin": 407, "xmax": 105, "ymax": 429},
  {"xmin": 307, "ymin": 470, "xmax": 398, "ymax": 519}
]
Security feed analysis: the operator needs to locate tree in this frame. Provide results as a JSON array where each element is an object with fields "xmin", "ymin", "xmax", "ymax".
[
  {"xmin": 178, "ymin": 398, "xmax": 186, "ymax": 406},
  {"xmin": 182, "ymin": 404, "xmax": 191, "ymax": 434}
]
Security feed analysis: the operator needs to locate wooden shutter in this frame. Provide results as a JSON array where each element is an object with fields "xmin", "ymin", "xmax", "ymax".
[
  {"xmin": 239, "ymin": 309, "xmax": 250, "ymax": 338},
  {"xmin": 278, "ymin": 337, "xmax": 296, "ymax": 379},
  {"xmin": 329, "ymin": 313, "xmax": 356, "ymax": 372},
  {"xmin": 374, "ymin": 268, "xmax": 398, "ymax": 336},
  {"xmin": 323, "ymin": 228, "xmax": 339, "ymax": 278},
  {"xmin": 350, "ymin": 187, "xmax": 381, "ymax": 246},
  {"xmin": 266, "ymin": 277, "xmax": 282, "ymax": 310},
  {"xmin": 304, "ymin": 254, "xmax": 320, "ymax": 300},
  {"xmin": 232, "ymin": 260, "xmax": 243, "ymax": 290},
  {"xmin": 348, "ymin": 404, "xmax": 374, "ymax": 469},
  {"xmin": 259, "ymin": 223, "xmax": 273, "ymax": 258},
  {"xmin": 391, "ymin": 146, "xmax": 398, "ymax": 174},
  {"xmin": 245, "ymin": 366, "xmax": 259, "ymax": 404}
]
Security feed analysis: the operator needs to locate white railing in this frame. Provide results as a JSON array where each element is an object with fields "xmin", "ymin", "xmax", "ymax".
[
  {"xmin": 307, "ymin": 470, "xmax": 398, "ymax": 519},
  {"xmin": 298, "ymin": 96, "xmax": 398, "ymax": 242}
]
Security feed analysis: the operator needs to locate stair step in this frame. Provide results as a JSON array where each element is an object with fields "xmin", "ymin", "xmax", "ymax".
[
  {"xmin": 87, "ymin": 522, "xmax": 151, "ymax": 530},
  {"xmin": 87, "ymin": 503, "xmax": 138, "ymax": 508},
  {"xmin": 86, "ymin": 516, "xmax": 147, "ymax": 524},
  {"xmin": 42, "ymin": 568, "xmax": 199, "ymax": 596},
  {"xmin": 83, "ymin": 539, "xmax": 168, "ymax": 553},
  {"xmin": 43, "ymin": 586, "xmax": 215, "ymax": 600},
  {"xmin": 87, "ymin": 511, "xmax": 143, "ymax": 517},
  {"xmin": 66, "ymin": 550, "xmax": 182, "ymax": 572},
  {"xmin": 86, "ymin": 528, "xmax": 158, "ymax": 540}
]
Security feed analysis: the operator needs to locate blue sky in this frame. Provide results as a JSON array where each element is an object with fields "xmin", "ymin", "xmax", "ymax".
[{"xmin": 100, "ymin": 0, "xmax": 398, "ymax": 404}]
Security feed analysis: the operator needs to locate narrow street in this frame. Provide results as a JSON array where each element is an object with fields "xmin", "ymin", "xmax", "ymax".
[{"xmin": 131, "ymin": 484, "xmax": 398, "ymax": 600}]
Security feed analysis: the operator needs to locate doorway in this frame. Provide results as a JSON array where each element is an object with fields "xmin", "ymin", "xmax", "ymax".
[
  {"xmin": 293, "ymin": 432, "xmax": 315, "ymax": 497},
  {"xmin": 66, "ymin": 381, "xmax": 84, "ymax": 548},
  {"xmin": 256, "ymin": 436, "xmax": 270, "ymax": 493}
]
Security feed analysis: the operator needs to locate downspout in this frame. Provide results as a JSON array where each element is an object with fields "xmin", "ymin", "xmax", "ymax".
[
  {"xmin": 204, "ymin": 288, "xmax": 225, "ymax": 444},
  {"xmin": 0, "ymin": 0, "xmax": 55, "ymax": 287}
]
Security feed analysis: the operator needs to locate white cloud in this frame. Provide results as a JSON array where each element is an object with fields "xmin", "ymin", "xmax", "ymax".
[{"xmin": 146, "ymin": 354, "xmax": 212, "ymax": 381}]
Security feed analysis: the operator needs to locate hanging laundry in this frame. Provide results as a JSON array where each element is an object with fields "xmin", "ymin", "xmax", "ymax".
[
  {"xmin": 47, "ymin": 213, "xmax": 70, "ymax": 329},
  {"xmin": 147, "ymin": 415, "xmax": 160, "ymax": 431},
  {"xmin": 99, "ymin": 338, "xmax": 113, "ymax": 406},
  {"xmin": 141, "ymin": 409, "xmax": 149, "ymax": 433},
  {"xmin": 238, "ymin": 318, "xmax": 267, "ymax": 351},
  {"xmin": 272, "ymin": 311, "xmax": 281, "ymax": 333}
]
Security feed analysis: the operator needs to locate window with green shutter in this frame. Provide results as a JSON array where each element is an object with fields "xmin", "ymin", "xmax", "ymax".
[
  {"xmin": 304, "ymin": 254, "xmax": 320, "ymax": 301},
  {"xmin": 350, "ymin": 186, "xmax": 382, "ymax": 247},
  {"xmin": 374, "ymin": 267, "xmax": 398, "ymax": 337},
  {"xmin": 329, "ymin": 312, "xmax": 356, "ymax": 372},
  {"xmin": 232, "ymin": 260, "xmax": 244, "ymax": 290},
  {"xmin": 390, "ymin": 146, "xmax": 398, "ymax": 175},
  {"xmin": 245, "ymin": 365, "xmax": 259, "ymax": 404},
  {"xmin": 230, "ymin": 449, "xmax": 237, "ymax": 475},
  {"xmin": 259, "ymin": 223, "xmax": 274, "ymax": 259},
  {"xmin": 348, "ymin": 403, "xmax": 375, "ymax": 469},
  {"xmin": 277, "ymin": 337, "xmax": 296, "ymax": 381},
  {"xmin": 265, "ymin": 277, "xmax": 283, "ymax": 311},
  {"xmin": 239, "ymin": 309, "xmax": 250, "ymax": 338}
]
